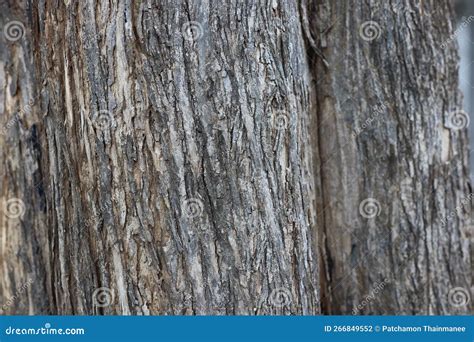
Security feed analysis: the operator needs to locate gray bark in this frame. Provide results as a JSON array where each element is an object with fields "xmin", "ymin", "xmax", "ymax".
[{"xmin": 0, "ymin": 0, "xmax": 319, "ymax": 315}]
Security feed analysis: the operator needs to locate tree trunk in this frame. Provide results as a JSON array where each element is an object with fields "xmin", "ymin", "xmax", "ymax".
[
  {"xmin": 1, "ymin": 0, "xmax": 319, "ymax": 315},
  {"xmin": 311, "ymin": 0, "xmax": 472, "ymax": 314},
  {"xmin": 0, "ymin": 0, "xmax": 471, "ymax": 316}
]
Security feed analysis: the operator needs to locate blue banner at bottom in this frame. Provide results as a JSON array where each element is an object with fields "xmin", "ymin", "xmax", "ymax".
[{"xmin": 0, "ymin": 316, "xmax": 472, "ymax": 342}]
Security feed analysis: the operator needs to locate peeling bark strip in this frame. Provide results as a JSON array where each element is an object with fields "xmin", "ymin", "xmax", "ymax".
[
  {"xmin": 310, "ymin": 0, "xmax": 472, "ymax": 314},
  {"xmin": 0, "ymin": 0, "xmax": 471, "ymax": 316},
  {"xmin": 1, "ymin": 0, "xmax": 319, "ymax": 314}
]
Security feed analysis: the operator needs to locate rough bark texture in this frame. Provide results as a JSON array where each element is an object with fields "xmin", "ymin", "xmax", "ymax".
[
  {"xmin": 1, "ymin": 0, "xmax": 319, "ymax": 315},
  {"xmin": 310, "ymin": 0, "xmax": 472, "ymax": 314},
  {"xmin": 0, "ymin": 0, "xmax": 472, "ymax": 316}
]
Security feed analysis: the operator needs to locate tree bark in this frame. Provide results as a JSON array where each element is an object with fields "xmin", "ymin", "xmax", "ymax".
[
  {"xmin": 0, "ymin": 0, "xmax": 471, "ymax": 316},
  {"xmin": 1, "ymin": 0, "xmax": 319, "ymax": 315},
  {"xmin": 310, "ymin": 0, "xmax": 472, "ymax": 314}
]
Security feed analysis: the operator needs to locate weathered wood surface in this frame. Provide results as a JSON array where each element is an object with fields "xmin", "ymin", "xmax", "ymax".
[{"xmin": 1, "ymin": 0, "xmax": 319, "ymax": 315}]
